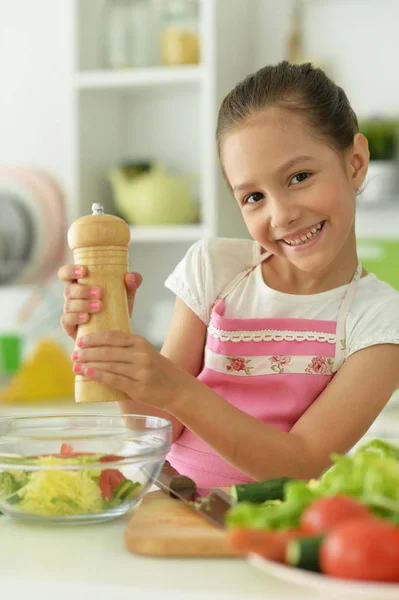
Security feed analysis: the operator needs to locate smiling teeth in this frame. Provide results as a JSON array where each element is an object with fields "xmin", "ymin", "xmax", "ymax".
[{"xmin": 284, "ymin": 223, "xmax": 323, "ymax": 245}]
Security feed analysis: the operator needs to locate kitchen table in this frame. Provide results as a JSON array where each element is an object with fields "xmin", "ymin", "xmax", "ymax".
[{"xmin": 1, "ymin": 398, "xmax": 398, "ymax": 600}]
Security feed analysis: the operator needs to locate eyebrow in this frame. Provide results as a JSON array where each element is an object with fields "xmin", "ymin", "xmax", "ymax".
[{"xmin": 232, "ymin": 155, "xmax": 315, "ymax": 193}]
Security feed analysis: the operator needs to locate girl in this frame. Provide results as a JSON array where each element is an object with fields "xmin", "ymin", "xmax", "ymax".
[{"xmin": 59, "ymin": 62, "xmax": 399, "ymax": 487}]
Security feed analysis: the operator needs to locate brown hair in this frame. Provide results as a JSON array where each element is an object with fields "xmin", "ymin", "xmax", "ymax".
[{"xmin": 216, "ymin": 61, "xmax": 359, "ymax": 159}]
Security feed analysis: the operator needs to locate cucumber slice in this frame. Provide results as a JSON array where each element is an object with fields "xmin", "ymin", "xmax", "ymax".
[
  {"xmin": 230, "ymin": 477, "xmax": 294, "ymax": 503},
  {"xmin": 113, "ymin": 480, "xmax": 141, "ymax": 502},
  {"xmin": 286, "ymin": 535, "xmax": 324, "ymax": 572}
]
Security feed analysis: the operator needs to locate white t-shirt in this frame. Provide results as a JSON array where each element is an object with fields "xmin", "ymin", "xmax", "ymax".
[{"xmin": 164, "ymin": 237, "xmax": 399, "ymax": 359}]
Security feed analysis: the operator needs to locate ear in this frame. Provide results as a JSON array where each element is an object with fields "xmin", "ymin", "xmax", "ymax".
[{"xmin": 347, "ymin": 133, "xmax": 369, "ymax": 189}]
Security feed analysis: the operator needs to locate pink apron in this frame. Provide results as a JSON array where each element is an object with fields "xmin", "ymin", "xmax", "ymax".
[{"xmin": 167, "ymin": 251, "xmax": 362, "ymax": 487}]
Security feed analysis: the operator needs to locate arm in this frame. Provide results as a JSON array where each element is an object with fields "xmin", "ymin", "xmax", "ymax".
[
  {"xmin": 170, "ymin": 344, "xmax": 399, "ymax": 480},
  {"xmin": 118, "ymin": 297, "xmax": 207, "ymax": 442}
]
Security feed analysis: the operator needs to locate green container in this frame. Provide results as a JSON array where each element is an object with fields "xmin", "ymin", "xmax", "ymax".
[
  {"xmin": 357, "ymin": 239, "xmax": 399, "ymax": 291},
  {"xmin": 0, "ymin": 334, "xmax": 22, "ymax": 376}
]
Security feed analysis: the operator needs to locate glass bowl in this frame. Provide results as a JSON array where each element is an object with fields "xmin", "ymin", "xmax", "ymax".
[{"xmin": 0, "ymin": 414, "xmax": 172, "ymax": 525}]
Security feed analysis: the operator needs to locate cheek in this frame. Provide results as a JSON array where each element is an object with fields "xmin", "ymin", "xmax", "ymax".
[{"xmin": 242, "ymin": 210, "xmax": 263, "ymax": 239}]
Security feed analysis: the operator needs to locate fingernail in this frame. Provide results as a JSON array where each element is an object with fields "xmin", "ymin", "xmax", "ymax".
[
  {"xmin": 90, "ymin": 288, "xmax": 99, "ymax": 298},
  {"xmin": 77, "ymin": 337, "xmax": 85, "ymax": 348},
  {"xmin": 130, "ymin": 273, "xmax": 137, "ymax": 284},
  {"xmin": 78, "ymin": 313, "xmax": 87, "ymax": 322},
  {"xmin": 73, "ymin": 363, "xmax": 82, "ymax": 374},
  {"xmin": 85, "ymin": 367, "xmax": 95, "ymax": 377},
  {"xmin": 75, "ymin": 267, "xmax": 83, "ymax": 278},
  {"xmin": 90, "ymin": 301, "xmax": 99, "ymax": 310},
  {"xmin": 72, "ymin": 351, "xmax": 79, "ymax": 361}
]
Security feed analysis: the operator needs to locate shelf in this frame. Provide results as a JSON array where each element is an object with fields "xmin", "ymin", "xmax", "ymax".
[
  {"xmin": 128, "ymin": 224, "xmax": 205, "ymax": 243},
  {"xmin": 74, "ymin": 66, "xmax": 204, "ymax": 90}
]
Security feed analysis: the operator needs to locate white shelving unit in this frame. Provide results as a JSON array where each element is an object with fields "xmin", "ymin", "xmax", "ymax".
[
  {"xmin": 68, "ymin": 0, "xmax": 254, "ymax": 342},
  {"xmin": 74, "ymin": 65, "xmax": 204, "ymax": 89}
]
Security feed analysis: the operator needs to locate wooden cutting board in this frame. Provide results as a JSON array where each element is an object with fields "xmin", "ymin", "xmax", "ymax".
[{"xmin": 124, "ymin": 490, "xmax": 242, "ymax": 558}]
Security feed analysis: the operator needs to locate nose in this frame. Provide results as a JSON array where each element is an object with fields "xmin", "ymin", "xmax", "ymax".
[{"xmin": 268, "ymin": 196, "xmax": 301, "ymax": 229}]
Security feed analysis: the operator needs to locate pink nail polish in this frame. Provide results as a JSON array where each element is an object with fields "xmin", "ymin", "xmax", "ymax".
[
  {"xmin": 90, "ymin": 301, "xmax": 99, "ymax": 310},
  {"xmin": 78, "ymin": 313, "xmax": 86, "ymax": 322},
  {"xmin": 77, "ymin": 337, "xmax": 84, "ymax": 348},
  {"xmin": 75, "ymin": 268, "xmax": 83, "ymax": 278},
  {"xmin": 85, "ymin": 367, "xmax": 95, "ymax": 377},
  {"xmin": 130, "ymin": 273, "xmax": 137, "ymax": 284},
  {"xmin": 73, "ymin": 363, "xmax": 82, "ymax": 374},
  {"xmin": 72, "ymin": 351, "xmax": 79, "ymax": 361},
  {"xmin": 90, "ymin": 288, "xmax": 99, "ymax": 298}
]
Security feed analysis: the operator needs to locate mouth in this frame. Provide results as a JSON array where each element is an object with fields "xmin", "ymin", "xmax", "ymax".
[{"xmin": 280, "ymin": 221, "xmax": 325, "ymax": 247}]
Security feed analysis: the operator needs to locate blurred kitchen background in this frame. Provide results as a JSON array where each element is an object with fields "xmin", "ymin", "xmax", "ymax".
[{"xmin": 0, "ymin": 0, "xmax": 398, "ymax": 436}]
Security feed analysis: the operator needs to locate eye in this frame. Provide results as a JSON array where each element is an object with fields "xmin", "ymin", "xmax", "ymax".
[
  {"xmin": 244, "ymin": 192, "xmax": 264, "ymax": 205},
  {"xmin": 290, "ymin": 172, "xmax": 310, "ymax": 185}
]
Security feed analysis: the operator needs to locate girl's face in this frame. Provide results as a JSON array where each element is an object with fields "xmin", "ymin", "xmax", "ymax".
[{"xmin": 221, "ymin": 107, "xmax": 369, "ymax": 275}]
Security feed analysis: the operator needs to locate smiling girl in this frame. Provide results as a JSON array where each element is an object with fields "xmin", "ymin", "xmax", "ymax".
[{"xmin": 59, "ymin": 61, "xmax": 399, "ymax": 487}]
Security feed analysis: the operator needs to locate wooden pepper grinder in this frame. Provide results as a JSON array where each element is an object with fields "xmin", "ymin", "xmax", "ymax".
[{"xmin": 67, "ymin": 203, "xmax": 131, "ymax": 403}]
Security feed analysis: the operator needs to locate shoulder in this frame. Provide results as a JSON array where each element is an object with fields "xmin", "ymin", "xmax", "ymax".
[
  {"xmin": 164, "ymin": 236, "xmax": 256, "ymax": 324},
  {"xmin": 347, "ymin": 274, "xmax": 399, "ymax": 357},
  {"xmin": 198, "ymin": 236, "xmax": 256, "ymax": 265}
]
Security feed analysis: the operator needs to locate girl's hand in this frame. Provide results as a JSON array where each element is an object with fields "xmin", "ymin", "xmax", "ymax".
[
  {"xmin": 71, "ymin": 331, "xmax": 194, "ymax": 412},
  {"xmin": 58, "ymin": 265, "xmax": 142, "ymax": 341}
]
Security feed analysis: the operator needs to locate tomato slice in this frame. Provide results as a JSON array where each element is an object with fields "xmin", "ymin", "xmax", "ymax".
[
  {"xmin": 99, "ymin": 469, "xmax": 126, "ymax": 501},
  {"xmin": 60, "ymin": 443, "xmax": 75, "ymax": 455},
  {"xmin": 228, "ymin": 528, "xmax": 307, "ymax": 562},
  {"xmin": 59, "ymin": 445, "xmax": 123, "ymax": 461},
  {"xmin": 99, "ymin": 454, "xmax": 123, "ymax": 463},
  {"xmin": 320, "ymin": 517, "xmax": 399, "ymax": 582},
  {"xmin": 300, "ymin": 495, "xmax": 371, "ymax": 535}
]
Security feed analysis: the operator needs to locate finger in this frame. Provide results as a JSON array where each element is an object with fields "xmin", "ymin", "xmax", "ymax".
[
  {"xmin": 64, "ymin": 283, "xmax": 102, "ymax": 301},
  {"xmin": 60, "ymin": 313, "xmax": 89, "ymax": 340},
  {"xmin": 77, "ymin": 330, "xmax": 136, "ymax": 349},
  {"xmin": 124, "ymin": 272, "xmax": 143, "ymax": 316},
  {"xmin": 61, "ymin": 312, "xmax": 90, "ymax": 330},
  {"xmin": 77, "ymin": 364, "xmax": 134, "ymax": 394},
  {"xmin": 72, "ymin": 346, "xmax": 132, "ymax": 364},
  {"xmin": 73, "ymin": 361, "xmax": 137, "ymax": 380},
  {"xmin": 64, "ymin": 298, "xmax": 103, "ymax": 314},
  {"xmin": 58, "ymin": 265, "xmax": 88, "ymax": 283}
]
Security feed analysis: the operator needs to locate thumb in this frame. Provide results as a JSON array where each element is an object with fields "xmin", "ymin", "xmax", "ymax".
[{"xmin": 124, "ymin": 272, "xmax": 143, "ymax": 316}]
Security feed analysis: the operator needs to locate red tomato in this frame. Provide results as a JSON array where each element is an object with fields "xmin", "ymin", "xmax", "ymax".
[
  {"xmin": 301, "ymin": 495, "xmax": 371, "ymax": 534},
  {"xmin": 59, "ymin": 445, "xmax": 122, "ymax": 461},
  {"xmin": 320, "ymin": 518, "xmax": 399, "ymax": 582},
  {"xmin": 99, "ymin": 454, "xmax": 123, "ymax": 463},
  {"xmin": 60, "ymin": 443, "xmax": 75, "ymax": 455},
  {"xmin": 99, "ymin": 469, "xmax": 126, "ymax": 501},
  {"xmin": 228, "ymin": 528, "xmax": 308, "ymax": 562}
]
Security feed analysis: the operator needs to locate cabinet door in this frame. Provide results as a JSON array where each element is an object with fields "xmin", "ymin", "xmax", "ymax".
[{"xmin": 357, "ymin": 239, "xmax": 399, "ymax": 290}]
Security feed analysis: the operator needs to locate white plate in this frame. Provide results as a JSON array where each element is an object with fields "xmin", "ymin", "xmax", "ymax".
[{"xmin": 248, "ymin": 552, "xmax": 399, "ymax": 599}]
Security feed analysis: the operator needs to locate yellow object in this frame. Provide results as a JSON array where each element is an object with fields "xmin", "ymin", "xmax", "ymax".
[
  {"xmin": 161, "ymin": 28, "xmax": 199, "ymax": 65},
  {"xmin": 15, "ymin": 457, "xmax": 103, "ymax": 517},
  {"xmin": 0, "ymin": 338, "xmax": 74, "ymax": 404}
]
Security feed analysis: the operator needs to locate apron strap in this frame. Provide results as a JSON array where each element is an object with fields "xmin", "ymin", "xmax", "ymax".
[
  {"xmin": 332, "ymin": 263, "xmax": 363, "ymax": 372},
  {"xmin": 218, "ymin": 250, "xmax": 272, "ymax": 301}
]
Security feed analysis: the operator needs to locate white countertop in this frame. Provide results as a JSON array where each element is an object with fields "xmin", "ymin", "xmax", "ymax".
[{"xmin": 1, "ymin": 398, "xmax": 399, "ymax": 599}]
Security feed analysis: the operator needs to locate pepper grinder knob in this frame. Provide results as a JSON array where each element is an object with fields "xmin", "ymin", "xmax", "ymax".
[{"xmin": 67, "ymin": 205, "xmax": 132, "ymax": 404}]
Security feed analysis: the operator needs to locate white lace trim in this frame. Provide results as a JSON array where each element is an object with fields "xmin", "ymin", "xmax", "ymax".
[
  {"xmin": 208, "ymin": 323, "xmax": 336, "ymax": 344},
  {"xmin": 348, "ymin": 334, "xmax": 399, "ymax": 356},
  {"xmin": 205, "ymin": 349, "xmax": 335, "ymax": 376}
]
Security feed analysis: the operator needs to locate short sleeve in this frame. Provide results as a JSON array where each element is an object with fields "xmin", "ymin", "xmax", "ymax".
[
  {"xmin": 164, "ymin": 239, "xmax": 208, "ymax": 324},
  {"xmin": 164, "ymin": 237, "xmax": 255, "ymax": 325},
  {"xmin": 347, "ymin": 299, "xmax": 399, "ymax": 357}
]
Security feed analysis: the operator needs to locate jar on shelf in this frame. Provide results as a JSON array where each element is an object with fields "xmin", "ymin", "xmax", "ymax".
[
  {"xmin": 102, "ymin": 0, "xmax": 151, "ymax": 69},
  {"xmin": 160, "ymin": 0, "xmax": 200, "ymax": 66}
]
